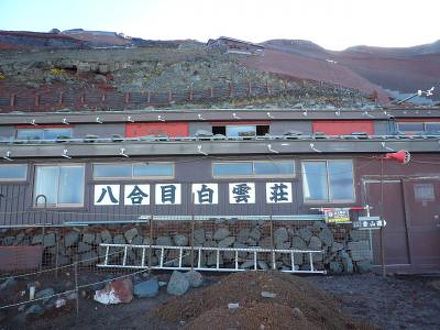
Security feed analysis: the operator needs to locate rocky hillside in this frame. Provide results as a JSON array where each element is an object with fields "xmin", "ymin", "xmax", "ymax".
[{"xmin": 1, "ymin": 30, "xmax": 438, "ymax": 111}]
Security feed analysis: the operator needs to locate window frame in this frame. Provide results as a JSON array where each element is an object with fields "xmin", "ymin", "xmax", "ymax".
[
  {"xmin": 397, "ymin": 122, "xmax": 440, "ymax": 134},
  {"xmin": 301, "ymin": 159, "xmax": 355, "ymax": 204},
  {"xmin": 212, "ymin": 160, "xmax": 296, "ymax": 179},
  {"xmin": 92, "ymin": 162, "xmax": 175, "ymax": 180},
  {"xmin": 33, "ymin": 164, "xmax": 85, "ymax": 208},
  {"xmin": 16, "ymin": 128, "xmax": 73, "ymax": 140},
  {"xmin": 0, "ymin": 164, "xmax": 28, "ymax": 182}
]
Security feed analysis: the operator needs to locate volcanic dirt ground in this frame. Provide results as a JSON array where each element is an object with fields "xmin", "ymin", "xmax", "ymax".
[{"xmin": 2, "ymin": 271, "xmax": 440, "ymax": 330}]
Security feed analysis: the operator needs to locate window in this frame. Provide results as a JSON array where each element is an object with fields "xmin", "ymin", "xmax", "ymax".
[
  {"xmin": 34, "ymin": 165, "xmax": 85, "ymax": 207},
  {"xmin": 17, "ymin": 128, "xmax": 73, "ymax": 140},
  {"xmin": 213, "ymin": 161, "xmax": 295, "ymax": 178},
  {"xmin": 414, "ymin": 183, "xmax": 435, "ymax": 201},
  {"xmin": 302, "ymin": 160, "xmax": 354, "ymax": 203},
  {"xmin": 0, "ymin": 164, "xmax": 27, "ymax": 181},
  {"xmin": 212, "ymin": 125, "xmax": 269, "ymax": 137},
  {"xmin": 397, "ymin": 122, "xmax": 440, "ymax": 135},
  {"xmin": 93, "ymin": 163, "xmax": 174, "ymax": 179}
]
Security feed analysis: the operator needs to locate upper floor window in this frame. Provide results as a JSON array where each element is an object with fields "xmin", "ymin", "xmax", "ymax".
[
  {"xmin": 212, "ymin": 125, "xmax": 269, "ymax": 137},
  {"xmin": 302, "ymin": 160, "xmax": 354, "ymax": 203},
  {"xmin": 17, "ymin": 128, "xmax": 73, "ymax": 140},
  {"xmin": 93, "ymin": 163, "xmax": 174, "ymax": 180},
  {"xmin": 34, "ymin": 165, "xmax": 85, "ymax": 207},
  {"xmin": 397, "ymin": 122, "xmax": 440, "ymax": 134},
  {"xmin": 213, "ymin": 161, "xmax": 295, "ymax": 178},
  {"xmin": 0, "ymin": 164, "xmax": 27, "ymax": 181}
]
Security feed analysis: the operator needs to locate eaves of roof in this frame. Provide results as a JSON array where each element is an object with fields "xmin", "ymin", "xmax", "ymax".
[
  {"xmin": 1, "ymin": 135, "xmax": 438, "ymax": 159},
  {"xmin": 1, "ymin": 108, "xmax": 440, "ymax": 125}
]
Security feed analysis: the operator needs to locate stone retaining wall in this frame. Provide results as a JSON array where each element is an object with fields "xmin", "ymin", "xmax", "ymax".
[{"xmin": 0, "ymin": 221, "xmax": 373, "ymax": 274}]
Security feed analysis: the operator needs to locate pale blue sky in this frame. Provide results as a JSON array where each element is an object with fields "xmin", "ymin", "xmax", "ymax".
[{"xmin": 0, "ymin": 0, "xmax": 438, "ymax": 50}]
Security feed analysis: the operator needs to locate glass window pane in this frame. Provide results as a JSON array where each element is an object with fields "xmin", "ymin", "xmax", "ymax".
[
  {"xmin": 303, "ymin": 162, "xmax": 328, "ymax": 200},
  {"xmin": 398, "ymin": 122, "xmax": 424, "ymax": 133},
  {"xmin": 43, "ymin": 128, "xmax": 73, "ymax": 140},
  {"xmin": 34, "ymin": 166, "xmax": 58, "ymax": 206},
  {"xmin": 58, "ymin": 166, "xmax": 84, "ymax": 205},
  {"xmin": 226, "ymin": 125, "xmax": 256, "ymax": 137},
  {"xmin": 17, "ymin": 129, "xmax": 43, "ymax": 140},
  {"xmin": 94, "ymin": 164, "xmax": 132, "ymax": 178},
  {"xmin": 133, "ymin": 163, "xmax": 173, "ymax": 177},
  {"xmin": 0, "ymin": 165, "xmax": 27, "ymax": 180},
  {"xmin": 328, "ymin": 161, "xmax": 354, "ymax": 201},
  {"xmin": 425, "ymin": 123, "xmax": 440, "ymax": 133},
  {"xmin": 213, "ymin": 163, "xmax": 253, "ymax": 176},
  {"xmin": 254, "ymin": 161, "xmax": 294, "ymax": 175}
]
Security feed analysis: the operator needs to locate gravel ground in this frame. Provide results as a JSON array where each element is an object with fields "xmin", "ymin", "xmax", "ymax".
[
  {"xmin": 1, "ymin": 272, "xmax": 439, "ymax": 329},
  {"xmin": 306, "ymin": 273, "xmax": 440, "ymax": 330}
]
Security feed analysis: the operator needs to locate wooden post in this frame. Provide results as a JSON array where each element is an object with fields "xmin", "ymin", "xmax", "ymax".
[
  {"xmin": 228, "ymin": 82, "xmax": 233, "ymax": 97},
  {"xmin": 210, "ymin": 87, "xmax": 214, "ymax": 98},
  {"xmin": 125, "ymin": 92, "xmax": 130, "ymax": 104},
  {"xmin": 248, "ymin": 81, "xmax": 252, "ymax": 96},
  {"xmin": 147, "ymin": 91, "xmax": 151, "ymax": 104},
  {"xmin": 58, "ymin": 91, "xmax": 64, "ymax": 105},
  {"xmin": 34, "ymin": 94, "xmax": 40, "ymax": 107},
  {"xmin": 10, "ymin": 93, "xmax": 16, "ymax": 107}
]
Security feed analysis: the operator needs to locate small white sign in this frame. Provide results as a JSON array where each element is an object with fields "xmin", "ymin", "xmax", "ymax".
[
  {"xmin": 155, "ymin": 184, "xmax": 181, "ymax": 205},
  {"xmin": 192, "ymin": 183, "xmax": 218, "ymax": 204},
  {"xmin": 94, "ymin": 185, "xmax": 120, "ymax": 205},
  {"xmin": 229, "ymin": 182, "xmax": 255, "ymax": 204},
  {"xmin": 124, "ymin": 184, "xmax": 150, "ymax": 205},
  {"xmin": 266, "ymin": 182, "xmax": 292, "ymax": 204}
]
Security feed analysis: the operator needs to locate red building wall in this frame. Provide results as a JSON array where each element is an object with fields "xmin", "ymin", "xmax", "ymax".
[
  {"xmin": 312, "ymin": 120, "xmax": 374, "ymax": 135},
  {"xmin": 125, "ymin": 122, "xmax": 189, "ymax": 137}
]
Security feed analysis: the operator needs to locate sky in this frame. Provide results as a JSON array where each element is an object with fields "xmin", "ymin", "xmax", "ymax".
[{"xmin": 0, "ymin": 0, "xmax": 439, "ymax": 50}]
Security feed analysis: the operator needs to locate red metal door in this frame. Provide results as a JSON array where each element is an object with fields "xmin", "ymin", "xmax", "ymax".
[{"xmin": 402, "ymin": 178, "xmax": 440, "ymax": 272}]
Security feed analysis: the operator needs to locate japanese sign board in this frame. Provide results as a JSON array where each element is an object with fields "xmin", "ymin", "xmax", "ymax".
[
  {"xmin": 323, "ymin": 208, "xmax": 351, "ymax": 223},
  {"xmin": 94, "ymin": 182, "xmax": 294, "ymax": 206},
  {"xmin": 352, "ymin": 216, "xmax": 387, "ymax": 230}
]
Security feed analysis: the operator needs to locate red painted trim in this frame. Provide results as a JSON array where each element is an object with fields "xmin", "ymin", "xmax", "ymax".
[
  {"xmin": 312, "ymin": 120, "xmax": 374, "ymax": 135},
  {"xmin": 125, "ymin": 122, "xmax": 189, "ymax": 137}
]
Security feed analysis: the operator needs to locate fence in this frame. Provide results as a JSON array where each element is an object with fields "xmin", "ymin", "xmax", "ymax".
[
  {"xmin": 0, "ymin": 80, "xmax": 361, "ymax": 112},
  {"xmin": 0, "ymin": 214, "xmax": 373, "ymax": 327}
]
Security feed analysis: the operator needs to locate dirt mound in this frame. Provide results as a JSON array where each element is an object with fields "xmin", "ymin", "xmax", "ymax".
[{"xmin": 155, "ymin": 271, "xmax": 372, "ymax": 329}]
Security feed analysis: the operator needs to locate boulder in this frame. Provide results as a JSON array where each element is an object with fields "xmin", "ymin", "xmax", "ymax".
[
  {"xmin": 77, "ymin": 242, "xmax": 92, "ymax": 253},
  {"xmin": 32, "ymin": 234, "xmax": 43, "ymax": 245},
  {"xmin": 100, "ymin": 230, "xmax": 112, "ymax": 244},
  {"xmin": 331, "ymin": 242, "xmax": 344, "ymax": 253},
  {"xmin": 3, "ymin": 236, "xmax": 15, "ymax": 245},
  {"xmin": 64, "ymin": 231, "xmax": 80, "ymax": 247},
  {"xmin": 124, "ymin": 228, "xmax": 138, "ymax": 243},
  {"xmin": 298, "ymin": 228, "xmax": 313, "ymax": 242},
  {"xmin": 340, "ymin": 251, "xmax": 354, "ymax": 273},
  {"xmin": 319, "ymin": 228, "xmax": 334, "ymax": 246},
  {"xmin": 82, "ymin": 233, "xmax": 95, "ymax": 245},
  {"xmin": 274, "ymin": 227, "xmax": 288, "ymax": 244},
  {"xmin": 156, "ymin": 236, "xmax": 173, "ymax": 246},
  {"xmin": 207, "ymin": 252, "xmax": 223, "ymax": 266},
  {"xmin": 134, "ymin": 277, "xmax": 159, "ymax": 298},
  {"xmin": 174, "ymin": 234, "xmax": 188, "ymax": 246},
  {"xmin": 308, "ymin": 236, "xmax": 322, "ymax": 251},
  {"xmin": 356, "ymin": 260, "xmax": 373, "ymax": 273},
  {"xmin": 193, "ymin": 228, "xmax": 205, "ymax": 245},
  {"xmin": 249, "ymin": 227, "xmax": 261, "ymax": 241},
  {"xmin": 218, "ymin": 236, "xmax": 235, "ymax": 248},
  {"xmin": 113, "ymin": 234, "xmax": 126, "ymax": 245},
  {"xmin": 237, "ymin": 228, "xmax": 250, "ymax": 243},
  {"xmin": 167, "ymin": 271, "xmax": 190, "ymax": 296},
  {"xmin": 329, "ymin": 261, "xmax": 343, "ymax": 274},
  {"xmin": 258, "ymin": 261, "xmax": 269, "ymax": 270},
  {"xmin": 213, "ymin": 228, "xmax": 230, "ymax": 241},
  {"xmin": 291, "ymin": 236, "xmax": 307, "ymax": 250},
  {"xmin": 35, "ymin": 287, "xmax": 55, "ymax": 303},
  {"xmin": 94, "ymin": 278, "xmax": 133, "ymax": 304},
  {"xmin": 259, "ymin": 237, "xmax": 272, "ymax": 249},
  {"xmin": 184, "ymin": 270, "xmax": 203, "ymax": 288}
]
